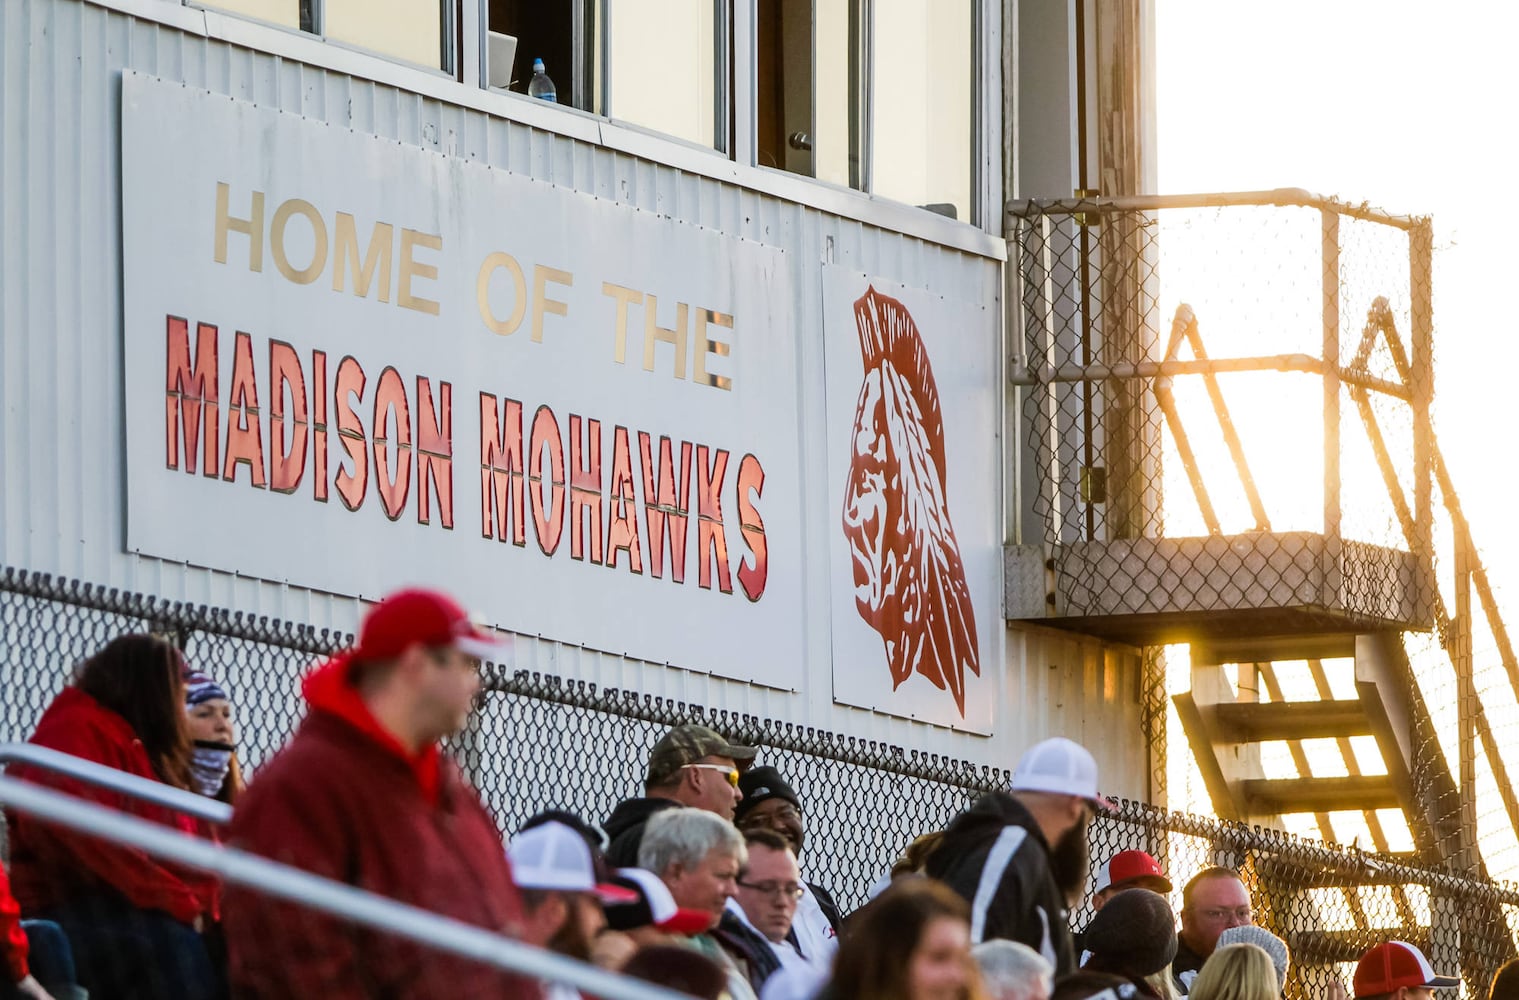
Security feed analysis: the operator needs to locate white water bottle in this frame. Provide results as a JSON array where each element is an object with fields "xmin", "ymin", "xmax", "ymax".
[{"xmin": 528, "ymin": 58, "xmax": 557, "ymax": 103}]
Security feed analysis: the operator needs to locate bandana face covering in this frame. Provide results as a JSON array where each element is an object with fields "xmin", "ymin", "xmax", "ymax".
[{"xmin": 191, "ymin": 740, "xmax": 234, "ymax": 797}]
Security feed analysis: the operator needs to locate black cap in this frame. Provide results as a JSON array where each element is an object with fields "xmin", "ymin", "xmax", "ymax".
[
  {"xmin": 1084, "ymin": 888, "xmax": 1178, "ymax": 978},
  {"xmin": 735, "ymin": 765, "xmax": 801, "ymax": 822}
]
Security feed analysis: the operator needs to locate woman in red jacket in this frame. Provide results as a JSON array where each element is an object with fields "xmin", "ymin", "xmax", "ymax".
[{"xmin": 8, "ymin": 634, "xmax": 222, "ymax": 1000}]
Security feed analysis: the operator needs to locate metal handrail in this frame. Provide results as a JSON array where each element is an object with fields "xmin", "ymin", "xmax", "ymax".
[
  {"xmin": 0, "ymin": 775, "xmax": 688, "ymax": 1000},
  {"xmin": 0, "ymin": 743, "xmax": 232, "ymax": 825},
  {"xmin": 1005, "ymin": 187, "xmax": 1427, "ymax": 230}
]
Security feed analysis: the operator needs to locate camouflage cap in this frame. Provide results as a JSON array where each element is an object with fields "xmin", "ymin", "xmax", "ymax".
[{"xmin": 646, "ymin": 724, "xmax": 757, "ymax": 785}]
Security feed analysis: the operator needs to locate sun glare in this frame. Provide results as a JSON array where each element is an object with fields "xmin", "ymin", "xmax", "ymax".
[{"xmin": 1155, "ymin": 1, "xmax": 1519, "ymax": 892}]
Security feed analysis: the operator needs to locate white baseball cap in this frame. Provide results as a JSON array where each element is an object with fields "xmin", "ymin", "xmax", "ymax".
[
  {"xmin": 1010, "ymin": 737, "xmax": 1115, "ymax": 810},
  {"xmin": 508, "ymin": 821, "xmax": 634, "ymax": 902},
  {"xmin": 604, "ymin": 867, "xmax": 715, "ymax": 935}
]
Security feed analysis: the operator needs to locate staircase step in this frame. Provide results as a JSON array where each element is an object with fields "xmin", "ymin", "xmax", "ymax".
[
  {"xmin": 1242, "ymin": 775, "xmax": 1399, "ymax": 814},
  {"xmin": 1213, "ymin": 700, "xmax": 1371, "ymax": 742},
  {"xmin": 1192, "ymin": 633, "xmax": 1358, "ymax": 666}
]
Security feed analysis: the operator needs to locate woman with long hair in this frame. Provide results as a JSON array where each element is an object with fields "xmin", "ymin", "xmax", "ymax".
[
  {"xmin": 1189, "ymin": 944, "xmax": 1281, "ymax": 1000},
  {"xmin": 8, "ymin": 635, "xmax": 222, "ymax": 1000},
  {"xmin": 824, "ymin": 878, "xmax": 987, "ymax": 1000},
  {"xmin": 183, "ymin": 670, "xmax": 244, "ymax": 805}
]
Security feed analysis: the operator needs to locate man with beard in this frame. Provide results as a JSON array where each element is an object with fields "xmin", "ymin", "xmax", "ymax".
[
  {"xmin": 924, "ymin": 737, "xmax": 1111, "ymax": 975},
  {"xmin": 509, "ymin": 817, "xmax": 635, "ymax": 998},
  {"xmin": 734, "ymin": 766, "xmax": 841, "ymax": 962}
]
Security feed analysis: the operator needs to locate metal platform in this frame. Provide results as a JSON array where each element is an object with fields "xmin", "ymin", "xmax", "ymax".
[{"xmin": 1006, "ymin": 532, "xmax": 1432, "ymax": 646}]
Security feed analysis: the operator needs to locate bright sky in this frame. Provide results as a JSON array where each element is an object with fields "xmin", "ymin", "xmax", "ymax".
[
  {"xmin": 1154, "ymin": 2, "xmax": 1519, "ymax": 884},
  {"xmin": 1156, "ymin": 1, "xmax": 1519, "ymax": 598}
]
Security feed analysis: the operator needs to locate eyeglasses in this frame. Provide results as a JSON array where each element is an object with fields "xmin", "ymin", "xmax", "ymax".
[
  {"xmin": 737, "ymin": 880, "xmax": 805, "ymax": 900},
  {"xmin": 1198, "ymin": 906, "xmax": 1253, "ymax": 923},
  {"xmin": 684, "ymin": 763, "xmax": 740, "ymax": 788}
]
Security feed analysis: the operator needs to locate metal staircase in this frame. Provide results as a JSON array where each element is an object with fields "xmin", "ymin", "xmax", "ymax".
[{"xmin": 1004, "ymin": 191, "xmax": 1519, "ymax": 981}]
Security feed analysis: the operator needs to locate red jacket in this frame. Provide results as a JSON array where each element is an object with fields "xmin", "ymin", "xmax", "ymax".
[
  {"xmin": 8, "ymin": 686, "xmax": 220, "ymax": 925},
  {"xmin": 0, "ymin": 864, "xmax": 28, "ymax": 983},
  {"xmin": 223, "ymin": 657, "xmax": 536, "ymax": 998}
]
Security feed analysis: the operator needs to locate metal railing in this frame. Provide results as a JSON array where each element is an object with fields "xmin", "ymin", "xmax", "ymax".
[
  {"xmin": 0, "ymin": 772, "xmax": 686, "ymax": 1000},
  {"xmin": 0, "ymin": 743, "xmax": 231, "ymax": 825}
]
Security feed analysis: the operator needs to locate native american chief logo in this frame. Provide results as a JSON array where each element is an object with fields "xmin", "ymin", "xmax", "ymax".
[{"xmin": 841, "ymin": 286, "xmax": 980, "ymax": 715}]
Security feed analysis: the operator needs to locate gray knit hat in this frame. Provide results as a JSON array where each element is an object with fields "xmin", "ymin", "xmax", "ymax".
[{"xmin": 1219, "ymin": 925, "xmax": 1290, "ymax": 987}]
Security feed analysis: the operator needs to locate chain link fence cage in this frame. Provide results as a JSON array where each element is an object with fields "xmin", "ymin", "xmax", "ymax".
[
  {"xmin": 1006, "ymin": 194, "xmax": 1435, "ymax": 639},
  {"xmin": 2, "ymin": 567, "xmax": 1517, "ymax": 998},
  {"xmin": 1002, "ymin": 190, "xmax": 1519, "ymax": 995}
]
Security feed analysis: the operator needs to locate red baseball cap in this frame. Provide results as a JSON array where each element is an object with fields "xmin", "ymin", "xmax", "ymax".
[
  {"xmin": 1094, "ymin": 850, "xmax": 1172, "ymax": 893},
  {"xmin": 352, "ymin": 589, "xmax": 510, "ymax": 664},
  {"xmin": 1353, "ymin": 942, "xmax": 1459, "ymax": 998}
]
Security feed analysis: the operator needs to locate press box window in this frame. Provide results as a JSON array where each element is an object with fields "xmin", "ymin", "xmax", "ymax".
[
  {"xmin": 604, "ymin": 0, "xmax": 724, "ymax": 150},
  {"xmin": 869, "ymin": 0, "xmax": 972, "ymax": 222},
  {"xmin": 196, "ymin": 0, "xmax": 300, "ymax": 26},
  {"xmin": 318, "ymin": 0, "xmax": 448, "ymax": 71},
  {"xmin": 194, "ymin": 1, "xmax": 451, "ymax": 71},
  {"xmin": 754, "ymin": 0, "xmax": 975, "ymax": 223},
  {"xmin": 486, "ymin": 1, "xmax": 596, "ymax": 108},
  {"xmin": 756, "ymin": 0, "xmax": 858, "ymax": 186}
]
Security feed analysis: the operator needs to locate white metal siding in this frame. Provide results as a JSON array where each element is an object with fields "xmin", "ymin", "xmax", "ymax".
[{"xmin": 0, "ymin": 0, "xmax": 1145, "ymax": 789}]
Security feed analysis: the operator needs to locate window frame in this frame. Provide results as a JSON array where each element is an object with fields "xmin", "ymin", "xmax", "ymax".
[
  {"xmin": 298, "ymin": 0, "xmax": 459, "ymax": 76},
  {"xmin": 731, "ymin": 0, "xmax": 1000, "ymax": 232},
  {"xmin": 595, "ymin": 0, "xmax": 734, "ymax": 156},
  {"xmin": 185, "ymin": 0, "xmax": 1002, "ymax": 233}
]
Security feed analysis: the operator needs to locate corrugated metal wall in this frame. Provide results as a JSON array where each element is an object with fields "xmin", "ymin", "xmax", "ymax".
[{"xmin": 0, "ymin": 0, "xmax": 1146, "ymax": 792}]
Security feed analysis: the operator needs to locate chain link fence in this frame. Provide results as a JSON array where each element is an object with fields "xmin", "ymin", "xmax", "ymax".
[
  {"xmin": 2, "ymin": 565, "xmax": 1516, "ymax": 998},
  {"xmin": 1006, "ymin": 195, "xmax": 1435, "ymax": 638}
]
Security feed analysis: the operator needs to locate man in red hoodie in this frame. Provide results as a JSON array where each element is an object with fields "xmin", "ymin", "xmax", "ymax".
[{"xmin": 223, "ymin": 588, "xmax": 537, "ymax": 998}]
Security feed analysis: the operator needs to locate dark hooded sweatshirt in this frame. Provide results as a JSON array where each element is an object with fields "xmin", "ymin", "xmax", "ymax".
[
  {"xmin": 223, "ymin": 656, "xmax": 537, "ymax": 999},
  {"xmin": 922, "ymin": 790, "xmax": 1076, "ymax": 975},
  {"xmin": 603, "ymin": 796, "xmax": 683, "ymax": 867}
]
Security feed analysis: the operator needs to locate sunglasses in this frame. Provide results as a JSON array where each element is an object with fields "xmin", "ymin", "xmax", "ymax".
[{"xmin": 684, "ymin": 763, "xmax": 740, "ymax": 788}]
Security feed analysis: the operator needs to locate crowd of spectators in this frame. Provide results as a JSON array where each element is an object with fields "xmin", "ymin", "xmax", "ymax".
[{"xmin": 0, "ymin": 586, "xmax": 1515, "ymax": 1000}]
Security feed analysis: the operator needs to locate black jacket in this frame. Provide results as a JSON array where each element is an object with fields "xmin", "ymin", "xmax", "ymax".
[
  {"xmin": 1172, "ymin": 935, "xmax": 1206, "ymax": 995},
  {"xmin": 603, "ymin": 796, "xmax": 682, "ymax": 867},
  {"xmin": 923, "ymin": 790, "xmax": 1076, "ymax": 974},
  {"xmin": 714, "ymin": 910, "xmax": 782, "ymax": 993},
  {"xmin": 806, "ymin": 881, "xmax": 844, "ymax": 939}
]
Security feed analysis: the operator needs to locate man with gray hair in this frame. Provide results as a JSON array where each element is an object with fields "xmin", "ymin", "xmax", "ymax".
[
  {"xmin": 974, "ymin": 940, "xmax": 1055, "ymax": 1000},
  {"xmin": 638, "ymin": 808, "xmax": 758, "ymax": 1000}
]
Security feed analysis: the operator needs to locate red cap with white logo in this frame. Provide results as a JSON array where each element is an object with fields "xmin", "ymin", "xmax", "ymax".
[{"xmin": 1353, "ymin": 942, "xmax": 1459, "ymax": 998}]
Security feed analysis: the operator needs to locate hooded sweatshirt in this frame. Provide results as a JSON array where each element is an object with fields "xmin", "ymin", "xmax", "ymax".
[
  {"xmin": 922, "ymin": 790, "xmax": 1075, "ymax": 974},
  {"xmin": 8, "ymin": 686, "xmax": 219, "ymax": 925},
  {"xmin": 0, "ymin": 865, "xmax": 29, "ymax": 983},
  {"xmin": 223, "ymin": 656, "xmax": 536, "ymax": 999},
  {"xmin": 603, "ymin": 796, "xmax": 683, "ymax": 867}
]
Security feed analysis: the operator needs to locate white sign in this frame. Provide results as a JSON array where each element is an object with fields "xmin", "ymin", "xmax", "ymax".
[
  {"xmin": 822, "ymin": 267, "xmax": 1000, "ymax": 732},
  {"xmin": 121, "ymin": 73, "xmax": 805, "ymax": 688}
]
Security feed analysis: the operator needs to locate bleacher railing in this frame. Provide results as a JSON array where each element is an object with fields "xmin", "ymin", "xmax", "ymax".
[{"xmin": 0, "ymin": 760, "xmax": 686, "ymax": 999}]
